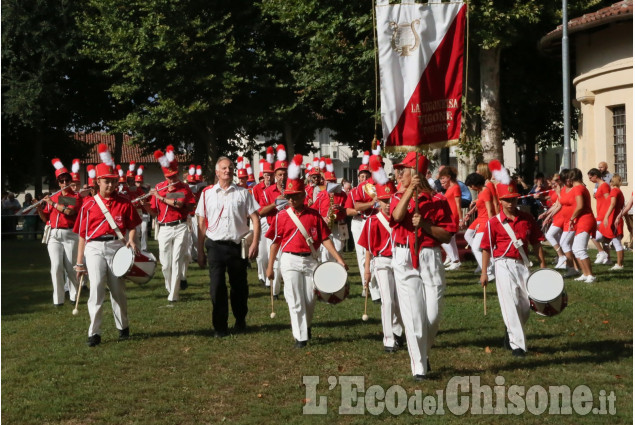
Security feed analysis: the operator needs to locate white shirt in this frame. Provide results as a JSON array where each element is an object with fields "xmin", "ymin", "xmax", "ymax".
[{"xmin": 195, "ymin": 183, "xmax": 259, "ymax": 244}]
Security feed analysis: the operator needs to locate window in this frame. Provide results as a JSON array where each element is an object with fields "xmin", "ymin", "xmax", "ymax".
[{"xmin": 612, "ymin": 106, "xmax": 627, "ymax": 183}]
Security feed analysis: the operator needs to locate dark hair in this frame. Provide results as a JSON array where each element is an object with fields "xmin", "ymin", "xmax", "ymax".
[
  {"xmin": 438, "ymin": 166, "xmax": 457, "ymax": 182},
  {"xmin": 560, "ymin": 168, "xmax": 569, "ymax": 177},
  {"xmin": 565, "ymin": 168, "xmax": 583, "ymax": 182},
  {"xmin": 465, "ymin": 172, "xmax": 485, "ymax": 188},
  {"xmin": 535, "ymin": 172, "xmax": 545, "ymax": 179},
  {"xmin": 587, "ymin": 168, "xmax": 602, "ymax": 178}
]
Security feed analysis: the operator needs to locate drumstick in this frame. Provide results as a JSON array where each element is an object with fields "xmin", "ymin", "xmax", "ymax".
[
  {"xmin": 72, "ymin": 275, "xmax": 85, "ymax": 316},
  {"xmin": 269, "ymin": 280, "xmax": 276, "ymax": 319},
  {"xmin": 362, "ymin": 283, "xmax": 369, "ymax": 321},
  {"xmin": 483, "ymin": 285, "xmax": 487, "ymax": 316}
]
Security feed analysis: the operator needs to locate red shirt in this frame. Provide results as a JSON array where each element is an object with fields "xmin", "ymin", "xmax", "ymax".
[
  {"xmin": 480, "ymin": 211, "xmax": 544, "ymax": 260},
  {"xmin": 389, "ymin": 191, "xmax": 457, "ymax": 267},
  {"xmin": 595, "ymin": 181, "xmax": 611, "ymax": 221},
  {"xmin": 261, "ymin": 184, "xmax": 284, "ymax": 226},
  {"xmin": 74, "ymin": 193, "xmax": 141, "ymax": 240},
  {"xmin": 474, "ymin": 186, "xmax": 494, "ymax": 233},
  {"xmin": 149, "ymin": 181, "xmax": 195, "ymax": 223},
  {"xmin": 357, "ymin": 211, "xmax": 392, "ymax": 257},
  {"xmin": 251, "ymin": 181, "xmax": 269, "ymax": 209},
  {"xmin": 43, "ymin": 190, "xmax": 83, "ymax": 229},
  {"xmin": 312, "ymin": 190, "xmax": 348, "ymax": 223},
  {"xmin": 444, "ymin": 183, "xmax": 461, "ymax": 225},
  {"xmin": 599, "ymin": 187, "xmax": 625, "ymax": 238},
  {"xmin": 570, "ymin": 184, "xmax": 596, "ymax": 235},
  {"xmin": 349, "ymin": 178, "xmax": 377, "ymax": 218},
  {"xmin": 265, "ymin": 206, "xmax": 331, "ymax": 253},
  {"xmin": 305, "ymin": 185, "xmax": 316, "ymax": 206},
  {"xmin": 559, "ymin": 186, "xmax": 575, "ymax": 231}
]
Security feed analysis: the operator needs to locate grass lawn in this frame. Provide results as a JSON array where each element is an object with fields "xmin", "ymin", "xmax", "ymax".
[{"xmin": 2, "ymin": 239, "xmax": 632, "ymax": 424}]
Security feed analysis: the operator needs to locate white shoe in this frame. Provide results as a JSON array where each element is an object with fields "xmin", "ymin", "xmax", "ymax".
[
  {"xmin": 443, "ymin": 257, "xmax": 452, "ymax": 266},
  {"xmin": 555, "ymin": 256, "xmax": 567, "ymax": 269},
  {"xmin": 574, "ymin": 274, "xmax": 587, "ymax": 281},
  {"xmin": 600, "ymin": 256, "xmax": 612, "ymax": 265},
  {"xmin": 610, "ymin": 264, "xmax": 624, "ymax": 270},
  {"xmin": 594, "ymin": 252, "xmax": 607, "ymax": 264},
  {"xmin": 473, "ymin": 266, "xmax": 482, "ymax": 274},
  {"xmin": 487, "ymin": 274, "xmax": 495, "ymax": 282},
  {"xmin": 564, "ymin": 267, "xmax": 580, "ymax": 277},
  {"xmin": 585, "ymin": 275, "xmax": 597, "ymax": 283},
  {"xmin": 445, "ymin": 262, "xmax": 461, "ymax": 271}
]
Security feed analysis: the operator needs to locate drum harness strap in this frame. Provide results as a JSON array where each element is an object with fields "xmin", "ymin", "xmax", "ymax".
[
  {"xmin": 94, "ymin": 194, "xmax": 126, "ymax": 242},
  {"xmin": 495, "ymin": 215, "xmax": 531, "ymax": 268},
  {"xmin": 286, "ymin": 208, "xmax": 319, "ymax": 261}
]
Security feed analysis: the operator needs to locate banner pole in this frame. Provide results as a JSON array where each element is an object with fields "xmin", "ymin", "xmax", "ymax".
[{"xmin": 414, "ymin": 152, "xmax": 419, "ymax": 255}]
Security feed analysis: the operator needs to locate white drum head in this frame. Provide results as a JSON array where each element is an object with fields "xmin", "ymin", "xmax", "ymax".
[
  {"xmin": 527, "ymin": 269, "xmax": 564, "ymax": 302},
  {"xmin": 112, "ymin": 247, "xmax": 134, "ymax": 278},
  {"xmin": 314, "ymin": 262, "xmax": 347, "ymax": 292}
]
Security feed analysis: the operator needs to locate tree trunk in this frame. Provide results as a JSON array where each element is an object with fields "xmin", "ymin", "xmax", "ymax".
[
  {"xmin": 34, "ymin": 130, "xmax": 43, "ymax": 196},
  {"xmin": 480, "ymin": 46, "xmax": 503, "ymax": 162},
  {"xmin": 113, "ymin": 133, "xmax": 124, "ymax": 165},
  {"xmin": 284, "ymin": 122, "xmax": 296, "ymax": 157}
]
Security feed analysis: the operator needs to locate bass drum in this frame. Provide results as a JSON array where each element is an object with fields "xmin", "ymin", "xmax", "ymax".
[
  {"xmin": 112, "ymin": 247, "xmax": 157, "ymax": 285},
  {"xmin": 313, "ymin": 262, "xmax": 349, "ymax": 304}
]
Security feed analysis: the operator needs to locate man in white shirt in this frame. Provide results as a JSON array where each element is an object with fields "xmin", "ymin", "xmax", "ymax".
[{"xmin": 196, "ymin": 157, "xmax": 261, "ymax": 337}]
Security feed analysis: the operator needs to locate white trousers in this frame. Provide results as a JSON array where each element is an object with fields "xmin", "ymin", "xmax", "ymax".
[
  {"xmin": 464, "ymin": 228, "xmax": 476, "ymax": 246},
  {"xmin": 265, "ymin": 236, "xmax": 282, "ymax": 295},
  {"xmin": 572, "ymin": 231, "xmax": 591, "ymax": 260},
  {"xmin": 545, "ymin": 225, "xmax": 562, "ymax": 247},
  {"xmin": 494, "ymin": 258, "xmax": 530, "ymax": 352},
  {"xmin": 280, "ymin": 253, "xmax": 317, "ymax": 342},
  {"xmin": 47, "ymin": 228, "xmax": 79, "ymax": 304},
  {"xmin": 320, "ymin": 223, "xmax": 345, "ymax": 262},
  {"xmin": 392, "ymin": 246, "xmax": 445, "ymax": 376},
  {"xmin": 374, "ymin": 256, "xmax": 403, "ymax": 348},
  {"xmin": 85, "ymin": 240, "xmax": 128, "ymax": 336},
  {"xmin": 189, "ymin": 215, "xmax": 198, "ymax": 261},
  {"xmin": 441, "ymin": 234, "xmax": 459, "ymax": 262},
  {"xmin": 179, "ymin": 222, "xmax": 192, "ymax": 282},
  {"xmin": 139, "ymin": 213, "xmax": 150, "ymax": 252},
  {"xmin": 470, "ymin": 232, "xmax": 493, "ymax": 275},
  {"xmin": 560, "ymin": 231, "xmax": 574, "ymax": 253},
  {"xmin": 256, "ymin": 218, "xmax": 270, "ymax": 281},
  {"xmin": 158, "ymin": 222, "xmax": 189, "ymax": 301},
  {"xmin": 352, "ymin": 217, "xmax": 380, "ymax": 300}
]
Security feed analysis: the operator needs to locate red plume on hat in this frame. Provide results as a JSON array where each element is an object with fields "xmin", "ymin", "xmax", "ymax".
[
  {"xmin": 165, "ymin": 145, "xmax": 176, "ymax": 163},
  {"xmin": 98, "ymin": 143, "xmax": 114, "ymax": 167},
  {"xmin": 319, "ymin": 157, "xmax": 326, "ymax": 171},
  {"xmin": 87, "ymin": 164, "xmax": 96, "ymax": 186},
  {"xmin": 276, "ymin": 145, "xmax": 287, "ymax": 162},
  {"xmin": 370, "ymin": 155, "xmax": 388, "ymax": 185},
  {"xmin": 305, "ymin": 163, "xmax": 312, "ymax": 172},
  {"xmin": 325, "ymin": 158, "xmax": 334, "ymax": 173},
  {"xmin": 128, "ymin": 161, "xmax": 136, "ymax": 172},
  {"xmin": 246, "ymin": 163, "xmax": 255, "ymax": 182},
  {"xmin": 362, "ymin": 151, "xmax": 370, "ymax": 165},
  {"xmin": 187, "ymin": 164, "xmax": 196, "ymax": 183},
  {"xmin": 154, "ymin": 147, "xmax": 178, "ymax": 177},
  {"xmin": 488, "ymin": 159, "xmax": 510, "ymax": 185},
  {"xmin": 195, "ymin": 165, "xmax": 202, "ymax": 182},
  {"xmin": 266, "ymin": 147, "xmax": 275, "ymax": 164},
  {"xmin": 372, "ymin": 141, "xmax": 381, "ymax": 156},
  {"xmin": 116, "ymin": 165, "xmax": 124, "ymax": 178},
  {"xmin": 154, "ymin": 150, "xmax": 170, "ymax": 167},
  {"xmin": 135, "ymin": 165, "xmax": 144, "ymax": 182},
  {"xmin": 312, "ymin": 157, "xmax": 319, "ymax": 169},
  {"xmin": 285, "ymin": 154, "xmax": 305, "ymax": 194},
  {"xmin": 72, "ymin": 159, "xmax": 80, "ymax": 174},
  {"xmin": 51, "ymin": 158, "xmax": 70, "ymax": 179}
]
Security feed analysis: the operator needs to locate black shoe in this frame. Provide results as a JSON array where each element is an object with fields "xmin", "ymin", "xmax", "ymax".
[
  {"xmin": 259, "ymin": 279, "xmax": 265, "ymax": 286},
  {"xmin": 54, "ymin": 303, "xmax": 64, "ymax": 307},
  {"xmin": 512, "ymin": 348, "xmax": 526, "ymax": 358},
  {"xmin": 308, "ymin": 327, "xmax": 312, "ymax": 340},
  {"xmin": 394, "ymin": 333, "xmax": 406, "ymax": 348},
  {"xmin": 503, "ymin": 332, "xmax": 512, "ymax": 350},
  {"xmin": 384, "ymin": 346, "xmax": 398, "ymax": 353},
  {"xmin": 87, "ymin": 334, "xmax": 101, "ymax": 347},
  {"xmin": 427, "ymin": 359, "xmax": 432, "ymax": 373},
  {"xmin": 294, "ymin": 340, "xmax": 307, "ymax": 348},
  {"xmin": 118, "ymin": 327, "xmax": 130, "ymax": 341},
  {"xmin": 65, "ymin": 290, "xmax": 70, "ymax": 299},
  {"xmin": 373, "ymin": 299, "xmax": 381, "ymax": 304},
  {"xmin": 414, "ymin": 374, "xmax": 425, "ymax": 382},
  {"xmin": 273, "ymin": 295, "xmax": 279, "ymax": 300},
  {"xmin": 214, "ymin": 330, "xmax": 229, "ymax": 338},
  {"xmin": 234, "ymin": 320, "xmax": 247, "ymax": 333},
  {"xmin": 180, "ymin": 280, "xmax": 188, "ymax": 290}
]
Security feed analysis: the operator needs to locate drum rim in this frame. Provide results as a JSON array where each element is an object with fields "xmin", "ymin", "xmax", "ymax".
[
  {"xmin": 313, "ymin": 262, "xmax": 347, "ymax": 292},
  {"xmin": 527, "ymin": 268, "xmax": 565, "ymax": 303}
]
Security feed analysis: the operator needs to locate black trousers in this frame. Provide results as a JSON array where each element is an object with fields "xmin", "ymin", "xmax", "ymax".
[{"xmin": 206, "ymin": 239, "xmax": 249, "ymax": 332}]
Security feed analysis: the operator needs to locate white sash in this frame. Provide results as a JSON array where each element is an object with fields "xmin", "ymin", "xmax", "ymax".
[
  {"xmin": 496, "ymin": 215, "xmax": 530, "ymax": 267},
  {"xmin": 376, "ymin": 212, "xmax": 392, "ymax": 235},
  {"xmin": 94, "ymin": 194, "xmax": 126, "ymax": 241},
  {"xmin": 286, "ymin": 208, "xmax": 319, "ymax": 260}
]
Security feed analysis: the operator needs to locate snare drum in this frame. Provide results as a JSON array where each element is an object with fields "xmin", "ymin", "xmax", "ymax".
[
  {"xmin": 526, "ymin": 269, "xmax": 568, "ymax": 317},
  {"xmin": 112, "ymin": 247, "xmax": 157, "ymax": 284},
  {"xmin": 313, "ymin": 262, "xmax": 349, "ymax": 304}
]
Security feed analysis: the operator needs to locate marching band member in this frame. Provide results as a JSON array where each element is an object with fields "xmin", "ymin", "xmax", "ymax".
[
  {"xmin": 464, "ymin": 172, "xmax": 496, "ymax": 281},
  {"xmin": 196, "ymin": 156, "xmax": 260, "ymax": 337},
  {"xmin": 246, "ymin": 162, "xmax": 256, "ymax": 188},
  {"xmin": 480, "ymin": 179, "xmax": 546, "ymax": 358},
  {"xmin": 74, "ymin": 144, "xmax": 141, "ymax": 346},
  {"xmin": 588, "ymin": 168, "xmax": 611, "ymax": 264},
  {"xmin": 259, "ymin": 145, "xmax": 289, "ymax": 298},
  {"xmin": 390, "ymin": 152, "xmax": 455, "ymax": 381},
  {"xmin": 265, "ymin": 154, "xmax": 348, "ymax": 348},
  {"xmin": 311, "ymin": 164, "xmax": 348, "ymax": 262},
  {"xmin": 358, "ymin": 155, "xmax": 404, "ymax": 353},
  {"xmin": 236, "ymin": 157, "xmax": 249, "ymax": 188},
  {"xmin": 598, "ymin": 174, "xmax": 625, "ymax": 270},
  {"xmin": 305, "ymin": 157, "xmax": 322, "ymax": 206},
  {"xmin": 439, "ymin": 166, "xmax": 462, "ymax": 271},
  {"xmin": 566, "ymin": 168, "xmax": 597, "ymax": 283},
  {"xmin": 252, "ymin": 156, "xmax": 275, "ymax": 286},
  {"xmin": 70, "ymin": 159, "xmax": 81, "ymax": 193},
  {"xmin": 143, "ymin": 146, "xmax": 196, "ymax": 302},
  {"xmin": 116, "ymin": 165, "xmax": 127, "ymax": 196},
  {"xmin": 37, "ymin": 158, "xmax": 83, "ymax": 305},
  {"xmin": 346, "ymin": 151, "xmax": 381, "ymax": 301}
]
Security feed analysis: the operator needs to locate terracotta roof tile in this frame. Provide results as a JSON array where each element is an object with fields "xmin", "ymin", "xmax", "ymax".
[
  {"xmin": 74, "ymin": 133, "xmax": 189, "ymax": 164},
  {"xmin": 541, "ymin": 1, "xmax": 633, "ymax": 49}
]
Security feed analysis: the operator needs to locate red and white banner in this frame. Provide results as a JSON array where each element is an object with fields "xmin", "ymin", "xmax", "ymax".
[{"xmin": 376, "ymin": 1, "xmax": 466, "ymax": 152}]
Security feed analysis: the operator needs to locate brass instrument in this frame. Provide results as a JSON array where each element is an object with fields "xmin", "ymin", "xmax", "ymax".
[
  {"xmin": 363, "ymin": 182, "xmax": 377, "ymax": 198},
  {"xmin": 326, "ymin": 193, "xmax": 337, "ymax": 228}
]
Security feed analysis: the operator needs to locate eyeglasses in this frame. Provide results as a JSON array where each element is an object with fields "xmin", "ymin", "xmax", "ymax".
[
  {"xmin": 284, "ymin": 194, "xmax": 303, "ymax": 201},
  {"xmin": 58, "ymin": 178, "xmax": 71, "ymax": 183}
]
